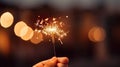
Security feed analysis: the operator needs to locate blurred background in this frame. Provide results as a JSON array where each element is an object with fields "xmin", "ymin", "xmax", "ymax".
[{"xmin": 0, "ymin": 0, "xmax": 120, "ymax": 67}]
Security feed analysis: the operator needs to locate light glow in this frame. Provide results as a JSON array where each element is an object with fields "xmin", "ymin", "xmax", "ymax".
[
  {"xmin": 14, "ymin": 21, "xmax": 27, "ymax": 37},
  {"xmin": 88, "ymin": 26, "xmax": 106, "ymax": 42},
  {"xmin": 21, "ymin": 26, "xmax": 34, "ymax": 41},
  {"xmin": 30, "ymin": 30, "xmax": 43, "ymax": 44},
  {"xmin": 0, "ymin": 12, "xmax": 14, "ymax": 28}
]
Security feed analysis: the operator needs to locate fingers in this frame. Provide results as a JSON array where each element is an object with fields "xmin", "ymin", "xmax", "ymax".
[
  {"xmin": 32, "ymin": 62, "xmax": 44, "ymax": 67},
  {"xmin": 57, "ymin": 63, "xmax": 68, "ymax": 67},
  {"xmin": 44, "ymin": 57, "xmax": 57, "ymax": 67},
  {"xmin": 33, "ymin": 57, "xmax": 69, "ymax": 67},
  {"xmin": 57, "ymin": 57, "xmax": 69, "ymax": 67},
  {"xmin": 57, "ymin": 57, "xmax": 69, "ymax": 64},
  {"xmin": 33, "ymin": 57, "xmax": 57, "ymax": 67}
]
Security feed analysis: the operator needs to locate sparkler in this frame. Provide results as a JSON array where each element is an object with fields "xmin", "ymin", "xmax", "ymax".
[
  {"xmin": 35, "ymin": 16, "xmax": 68, "ymax": 56},
  {"xmin": 0, "ymin": 11, "xmax": 68, "ymax": 56}
]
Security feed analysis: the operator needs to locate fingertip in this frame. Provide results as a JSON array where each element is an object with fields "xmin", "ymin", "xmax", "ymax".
[
  {"xmin": 52, "ymin": 56, "xmax": 57, "ymax": 60},
  {"xmin": 58, "ymin": 57, "xmax": 69, "ymax": 64},
  {"xmin": 51, "ymin": 56, "xmax": 57, "ymax": 62},
  {"xmin": 63, "ymin": 57, "xmax": 69, "ymax": 63},
  {"xmin": 43, "ymin": 57, "xmax": 57, "ymax": 67}
]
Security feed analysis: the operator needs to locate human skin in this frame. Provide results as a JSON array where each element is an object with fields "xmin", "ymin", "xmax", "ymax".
[{"xmin": 33, "ymin": 57, "xmax": 69, "ymax": 67}]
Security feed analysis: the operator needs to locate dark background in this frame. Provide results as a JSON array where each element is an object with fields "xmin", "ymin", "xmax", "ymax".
[{"xmin": 0, "ymin": 0, "xmax": 120, "ymax": 67}]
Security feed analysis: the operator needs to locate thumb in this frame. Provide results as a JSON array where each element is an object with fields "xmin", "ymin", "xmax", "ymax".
[{"xmin": 44, "ymin": 57, "xmax": 57, "ymax": 67}]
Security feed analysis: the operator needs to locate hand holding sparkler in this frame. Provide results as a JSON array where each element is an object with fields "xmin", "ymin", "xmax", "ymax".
[
  {"xmin": 35, "ymin": 16, "xmax": 68, "ymax": 56},
  {"xmin": 33, "ymin": 57, "xmax": 69, "ymax": 67}
]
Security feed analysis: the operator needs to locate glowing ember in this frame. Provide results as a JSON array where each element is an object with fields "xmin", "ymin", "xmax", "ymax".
[{"xmin": 44, "ymin": 26, "xmax": 57, "ymax": 34}]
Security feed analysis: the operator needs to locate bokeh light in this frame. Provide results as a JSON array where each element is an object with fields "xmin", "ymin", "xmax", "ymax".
[
  {"xmin": 0, "ymin": 12, "xmax": 14, "ymax": 28},
  {"xmin": 30, "ymin": 30, "xmax": 43, "ymax": 44},
  {"xmin": 88, "ymin": 26, "xmax": 106, "ymax": 42},
  {"xmin": 19, "ymin": 26, "xmax": 28, "ymax": 37},
  {"xmin": 21, "ymin": 26, "xmax": 34, "ymax": 41},
  {"xmin": 0, "ymin": 30, "xmax": 10, "ymax": 55},
  {"xmin": 14, "ymin": 21, "xmax": 27, "ymax": 37}
]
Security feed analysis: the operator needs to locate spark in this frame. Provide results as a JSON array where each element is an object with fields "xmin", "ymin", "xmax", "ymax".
[
  {"xmin": 45, "ymin": 18, "xmax": 49, "ymax": 21},
  {"xmin": 66, "ymin": 16, "xmax": 68, "ymax": 18},
  {"xmin": 53, "ymin": 18, "xmax": 56, "ymax": 21}
]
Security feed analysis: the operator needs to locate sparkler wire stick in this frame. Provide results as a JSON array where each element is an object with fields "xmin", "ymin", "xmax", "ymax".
[{"xmin": 51, "ymin": 34, "xmax": 56, "ymax": 56}]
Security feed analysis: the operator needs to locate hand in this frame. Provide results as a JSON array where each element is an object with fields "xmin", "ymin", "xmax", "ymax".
[{"xmin": 33, "ymin": 57, "xmax": 69, "ymax": 67}]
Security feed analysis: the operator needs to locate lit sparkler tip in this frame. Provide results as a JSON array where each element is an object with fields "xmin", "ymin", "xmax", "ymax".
[{"xmin": 45, "ymin": 26, "xmax": 57, "ymax": 33}]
